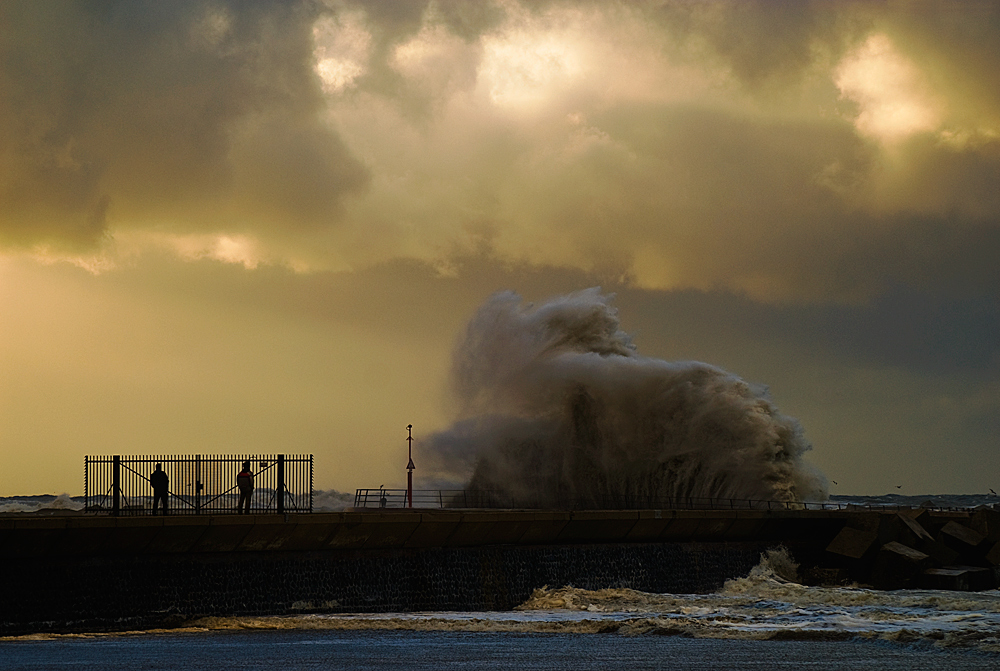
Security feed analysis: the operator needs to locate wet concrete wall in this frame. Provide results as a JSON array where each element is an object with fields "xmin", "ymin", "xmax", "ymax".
[
  {"xmin": 0, "ymin": 541, "xmax": 771, "ymax": 635},
  {"xmin": 1, "ymin": 508, "xmax": 992, "ymax": 635}
]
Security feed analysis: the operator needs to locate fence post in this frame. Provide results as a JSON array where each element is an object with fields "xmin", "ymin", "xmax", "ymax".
[
  {"xmin": 112, "ymin": 455, "xmax": 120, "ymax": 517},
  {"xmin": 277, "ymin": 454, "xmax": 285, "ymax": 515},
  {"xmin": 84, "ymin": 456, "xmax": 89, "ymax": 511},
  {"xmin": 195, "ymin": 455, "xmax": 202, "ymax": 514}
]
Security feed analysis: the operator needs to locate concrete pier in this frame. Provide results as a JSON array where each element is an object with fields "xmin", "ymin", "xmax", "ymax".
[{"xmin": 1, "ymin": 507, "xmax": 996, "ymax": 635}]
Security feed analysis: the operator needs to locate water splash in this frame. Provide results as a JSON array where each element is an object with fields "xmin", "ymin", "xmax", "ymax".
[
  {"xmin": 0, "ymin": 493, "xmax": 83, "ymax": 513},
  {"xmin": 426, "ymin": 288, "xmax": 827, "ymax": 505}
]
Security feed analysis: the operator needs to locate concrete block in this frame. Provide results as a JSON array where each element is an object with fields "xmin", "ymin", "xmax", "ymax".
[
  {"xmin": 919, "ymin": 566, "xmax": 995, "ymax": 592},
  {"xmin": 939, "ymin": 521, "xmax": 986, "ymax": 553},
  {"xmin": 922, "ymin": 511, "xmax": 964, "ymax": 535},
  {"xmin": 985, "ymin": 541, "xmax": 1000, "ymax": 566},
  {"xmin": 896, "ymin": 513, "xmax": 934, "ymax": 543},
  {"xmin": 898, "ymin": 507, "xmax": 931, "ymax": 523},
  {"xmin": 826, "ymin": 526, "xmax": 877, "ymax": 560},
  {"xmin": 870, "ymin": 541, "xmax": 932, "ymax": 590},
  {"xmin": 844, "ymin": 513, "xmax": 881, "ymax": 533},
  {"xmin": 872, "ymin": 515, "xmax": 909, "ymax": 548},
  {"xmin": 918, "ymin": 539, "xmax": 961, "ymax": 566},
  {"xmin": 970, "ymin": 508, "xmax": 1000, "ymax": 543}
]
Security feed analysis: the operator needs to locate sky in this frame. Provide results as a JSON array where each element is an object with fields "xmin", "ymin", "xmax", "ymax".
[{"xmin": 1, "ymin": 0, "xmax": 998, "ymax": 497}]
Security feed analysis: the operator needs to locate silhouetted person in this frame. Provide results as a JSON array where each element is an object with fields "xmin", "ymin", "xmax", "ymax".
[
  {"xmin": 150, "ymin": 463, "xmax": 169, "ymax": 515},
  {"xmin": 237, "ymin": 461, "xmax": 254, "ymax": 514}
]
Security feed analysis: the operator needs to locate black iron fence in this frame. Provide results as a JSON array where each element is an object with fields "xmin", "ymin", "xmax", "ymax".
[
  {"xmin": 85, "ymin": 454, "xmax": 313, "ymax": 515},
  {"xmin": 353, "ymin": 489, "xmax": 905, "ymax": 511}
]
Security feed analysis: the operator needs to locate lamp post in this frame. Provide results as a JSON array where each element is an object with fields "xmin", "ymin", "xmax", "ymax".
[{"xmin": 406, "ymin": 424, "xmax": 415, "ymax": 508}]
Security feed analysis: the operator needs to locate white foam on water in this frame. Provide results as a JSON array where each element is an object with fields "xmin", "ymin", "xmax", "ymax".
[
  {"xmin": 161, "ymin": 549, "xmax": 1000, "ymax": 654},
  {"xmin": 0, "ymin": 494, "xmax": 83, "ymax": 513},
  {"xmin": 7, "ymin": 551, "xmax": 1000, "ymax": 655},
  {"xmin": 312, "ymin": 489, "xmax": 354, "ymax": 512}
]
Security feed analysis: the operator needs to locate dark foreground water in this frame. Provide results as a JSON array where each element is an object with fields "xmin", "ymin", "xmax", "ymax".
[{"xmin": 4, "ymin": 630, "xmax": 1000, "ymax": 671}]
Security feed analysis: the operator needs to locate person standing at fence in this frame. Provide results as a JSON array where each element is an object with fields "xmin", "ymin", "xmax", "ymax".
[
  {"xmin": 237, "ymin": 461, "xmax": 254, "ymax": 514},
  {"xmin": 150, "ymin": 463, "xmax": 169, "ymax": 515}
]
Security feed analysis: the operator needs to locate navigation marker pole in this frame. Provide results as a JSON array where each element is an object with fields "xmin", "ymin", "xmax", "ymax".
[{"xmin": 406, "ymin": 424, "xmax": 415, "ymax": 508}]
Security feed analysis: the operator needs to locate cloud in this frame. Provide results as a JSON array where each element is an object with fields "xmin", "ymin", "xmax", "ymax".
[
  {"xmin": 0, "ymin": 0, "xmax": 368, "ymax": 252},
  {"xmin": 3, "ymin": 0, "xmax": 1000, "ymax": 305},
  {"xmin": 835, "ymin": 33, "xmax": 944, "ymax": 144}
]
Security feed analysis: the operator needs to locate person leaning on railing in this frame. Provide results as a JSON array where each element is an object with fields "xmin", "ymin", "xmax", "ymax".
[
  {"xmin": 150, "ymin": 463, "xmax": 169, "ymax": 515},
  {"xmin": 237, "ymin": 461, "xmax": 254, "ymax": 514}
]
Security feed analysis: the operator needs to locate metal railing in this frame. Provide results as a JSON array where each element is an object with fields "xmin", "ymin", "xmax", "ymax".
[
  {"xmin": 85, "ymin": 454, "xmax": 313, "ymax": 515},
  {"xmin": 352, "ymin": 489, "xmax": 949, "ymax": 511}
]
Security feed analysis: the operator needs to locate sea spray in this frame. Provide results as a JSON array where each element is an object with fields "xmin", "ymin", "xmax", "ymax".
[
  {"xmin": 0, "ymin": 494, "xmax": 84, "ymax": 513},
  {"xmin": 425, "ymin": 288, "xmax": 827, "ymax": 505}
]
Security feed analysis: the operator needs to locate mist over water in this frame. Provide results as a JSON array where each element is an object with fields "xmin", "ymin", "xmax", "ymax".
[{"xmin": 426, "ymin": 289, "xmax": 828, "ymax": 506}]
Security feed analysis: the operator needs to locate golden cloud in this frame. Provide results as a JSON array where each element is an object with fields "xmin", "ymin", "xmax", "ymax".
[{"xmin": 2, "ymin": 0, "xmax": 999, "ymax": 303}]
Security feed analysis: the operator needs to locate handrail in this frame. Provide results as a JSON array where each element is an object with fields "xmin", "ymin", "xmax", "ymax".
[{"xmin": 352, "ymin": 488, "xmax": 977, "ymax": 512}]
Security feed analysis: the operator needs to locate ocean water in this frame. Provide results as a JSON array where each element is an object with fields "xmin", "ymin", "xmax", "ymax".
[{"xmin": 3, "ymin": 630, "xmax": 998, "ymax": 671}]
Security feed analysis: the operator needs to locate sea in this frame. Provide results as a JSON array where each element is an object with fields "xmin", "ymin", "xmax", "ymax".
[{"xmin": 2, "ymin": 492, "xmax": 1000, "ymax": 669}]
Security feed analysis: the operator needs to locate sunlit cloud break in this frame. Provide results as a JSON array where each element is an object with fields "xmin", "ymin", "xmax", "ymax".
[{"xmin": 835, "ymin": 33, "xmax": 943, "ymax": 144}]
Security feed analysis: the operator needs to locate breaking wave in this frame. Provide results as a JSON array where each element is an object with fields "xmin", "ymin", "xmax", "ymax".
[
  {"xmin": 0, "ymin": 494, "xmax": 83, "ymax": 513},
  {"xmin": 425, "ymin": 289, "xmax": 827, "ymax": 505},
  {"xmin": 313, "ymin": 489, "xmax": 354, "ymax": 512}
]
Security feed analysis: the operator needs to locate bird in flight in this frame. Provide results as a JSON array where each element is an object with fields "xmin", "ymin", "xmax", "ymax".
[
  {"xmin": 990, "ymin": 488, "xmax": 997, "ymax": 496},
  {"xmin": 831, "ymin": 480, "xmax": 838, "ymax": 485},
  {"xmin": 896, "ymin": 485, "xmax": 902, "ymax": 489}
]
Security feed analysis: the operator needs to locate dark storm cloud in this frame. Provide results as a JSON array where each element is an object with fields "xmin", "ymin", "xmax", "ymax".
[
  {"xmin": 651, "ymin": 0, "xmax": 845, "ymax": 87},
  {"xmin": 623, "ymin": 285, "xmax": 1000, "ymax": 379},
  {"xmin": 0, "ymin": 0, "xmax": 368, "ymax": 249},
  {"xmin": 5, "ymin": 0, "xmax": 1000, "ymax": 306}
]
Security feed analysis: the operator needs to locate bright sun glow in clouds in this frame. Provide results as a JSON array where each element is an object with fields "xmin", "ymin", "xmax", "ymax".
[
  {"xmin": 835, "ymin": 33, "xmax": 943, "ymax": 144},
  {"xmin": 479, "ymin": 28, "xmax": 583, "ymax": 107},
  {"xmin": 312, "ymin": 11, "xmax": 371, "ymax": 93}
]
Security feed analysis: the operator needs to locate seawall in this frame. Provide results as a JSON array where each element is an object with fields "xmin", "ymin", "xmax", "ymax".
[{"xmin": 1, "ymin": 508, "xmax": 994, "ymax": 635}]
